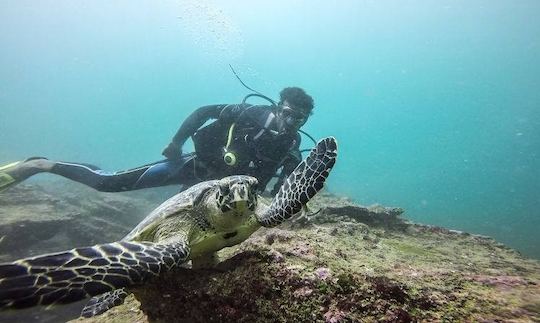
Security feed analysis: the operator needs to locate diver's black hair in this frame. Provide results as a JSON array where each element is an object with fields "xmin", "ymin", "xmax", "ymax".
[{"xmin": 279, "ymin": 87, "xmax": 314, "ymax": 115}]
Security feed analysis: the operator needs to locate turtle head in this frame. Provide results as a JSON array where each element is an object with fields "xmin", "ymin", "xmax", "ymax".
[{"xmin": 215, "ymin": 176, "xmax": 258, "ymax": 216}]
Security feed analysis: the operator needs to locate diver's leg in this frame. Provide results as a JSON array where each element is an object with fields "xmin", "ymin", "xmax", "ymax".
[
  {"xmin": 167, "ymin": 156, "xmax": 213, "ymax": 191},
  {"xmin": 50, "ymin": 159, "xmax": 186, "ymax": 192},
  {"xmin": 1, "ymin": 155, "xmax": 196, "ymax": 193},
  {"xmin": 0, "ymin": 157, "xmax": 54, "ymax": 192}
]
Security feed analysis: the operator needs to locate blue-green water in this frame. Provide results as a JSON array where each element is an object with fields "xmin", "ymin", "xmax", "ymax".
[{"xmin": 1, "ymin": 1, "xmax": 539, "ymax": 258}]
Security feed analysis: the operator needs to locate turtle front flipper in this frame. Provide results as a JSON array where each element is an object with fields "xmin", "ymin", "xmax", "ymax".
[
  {"xmin": 258, "ymin": 137, "xmax": 337, "ymax": 227},
  {"xmin": 81, "ymin": 288, "xmax": 128, "ymax": 318},
  {"xmin": 0, "ymin": 240, "xmax": 189, "ymax": 310}
]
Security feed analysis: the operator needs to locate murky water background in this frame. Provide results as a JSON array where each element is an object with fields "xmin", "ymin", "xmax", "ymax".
[{"xmin": 1, "ymin": 0, "xmax": 538, "ymax": 261}]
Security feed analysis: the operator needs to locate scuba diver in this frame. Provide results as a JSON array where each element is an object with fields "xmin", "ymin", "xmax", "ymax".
[{"xmin": 0, "ymin": 87, "xmax": 314, "ymax": 195}]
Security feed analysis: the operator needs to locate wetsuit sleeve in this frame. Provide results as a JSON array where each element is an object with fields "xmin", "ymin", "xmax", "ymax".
[
  {"xmin": 216, "ymin": 104, "xmax": 250, "ymax": 123},
  {"xmin": 270, "ymin": 134, "xmax": 303, "ymax": 195},
  {"xmin": 171, "ymin": 105, "xmax": 227, "ymax": 147},
  {"xmin": 171, "ymin": 104, "xmax": 250, "ymax": 147}
]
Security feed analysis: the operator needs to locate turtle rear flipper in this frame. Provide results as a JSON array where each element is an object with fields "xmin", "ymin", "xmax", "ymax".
[
  {"xmin": 0, "ymin": 240, "xmax": 189, "ymax": 310},
  {"xmin": 81, "ymin": 288, "xmax": 128, "ymax": 318},
  {"xmin": 258, "ymin": 137, "xmax": 337, "ymax": 227}
]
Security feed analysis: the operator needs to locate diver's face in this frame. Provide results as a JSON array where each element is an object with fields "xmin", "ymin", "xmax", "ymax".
[{"xmin": 277, "ymin": 101, "xmax": 309, "ymax": 132}]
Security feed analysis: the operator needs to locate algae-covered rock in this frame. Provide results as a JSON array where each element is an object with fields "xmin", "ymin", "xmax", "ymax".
[
  {"xmin": 74, "ymin": 194, "xmax": 539, "ymax": 323},
  {"xmin": 1, "ymin": 185, "xmax": 538, "ymax": 322}
]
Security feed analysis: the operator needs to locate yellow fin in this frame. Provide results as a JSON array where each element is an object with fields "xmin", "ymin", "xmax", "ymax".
[
  {"xmin": 0, "ymin": 161, "xmax": 20, "ymax": 171},
  {"xmin": 0, "ymin": 161, "xmax": 19, "ymax": 191}
]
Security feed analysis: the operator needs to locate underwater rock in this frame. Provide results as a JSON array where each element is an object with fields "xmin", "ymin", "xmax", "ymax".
[
  {"xmin": 263, "ymin": 228, "xmax": 295, "ymax": 245},
  {"xmin": 1, "ymin": 185, "xmax": 538, "ymax": 322},
  {"xmin": 314, "ymin": 267, "xmax": 333, "ymax": 281},
  {"xmin": 296, "ymin": 193, "xmax": 409, "ymax": 232},
  {"xmin": 0, "ymin": 183, "xmax": 157, "ymax": 261},
  {"xmin": 72, "ymin": 193, "xmax": 539, "ymax": 323}
]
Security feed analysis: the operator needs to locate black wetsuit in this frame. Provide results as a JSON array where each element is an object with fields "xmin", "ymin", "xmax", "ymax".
[{"xmin": 49, "ymin": 104, "xmax": 302, "ymax": 193}]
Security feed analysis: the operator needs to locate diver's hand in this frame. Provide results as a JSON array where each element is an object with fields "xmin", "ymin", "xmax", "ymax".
[{"xmin": 162, "ymin": 142, "xmax": 182, "ymax": 160}]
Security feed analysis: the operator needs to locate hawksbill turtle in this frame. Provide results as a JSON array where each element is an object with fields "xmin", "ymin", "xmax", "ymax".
[{"xmin": 0, "ymin": 137, "xmax": 337, "ymax": 317}]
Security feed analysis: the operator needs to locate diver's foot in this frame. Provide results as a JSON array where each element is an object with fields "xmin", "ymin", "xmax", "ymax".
[{"xmin": 0, "ymin": 157, "xmax": 52, "ymax": 192}]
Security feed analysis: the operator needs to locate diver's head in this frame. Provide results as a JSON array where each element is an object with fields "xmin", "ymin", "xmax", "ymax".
[{"xmin": 276, "ymin": 87, "xmax": 314, "ymax": 133}]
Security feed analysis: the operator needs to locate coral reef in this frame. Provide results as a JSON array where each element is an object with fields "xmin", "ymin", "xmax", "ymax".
[{"xmin": 0, "ymin": 186, "xmax": 538, "ymax": 322}]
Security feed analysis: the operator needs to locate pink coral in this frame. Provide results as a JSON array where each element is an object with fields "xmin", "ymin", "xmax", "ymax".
[
  {"xmin": 323, "ymin": 309, "xmax": 346, "ymax": 323},
  {"xmin": 266, "ymin": 249, "xmax": 284, "ymax": 263},
  {"xmin": 315, "ymin": 267, "xmax": 332, "ymax": 281},
  {"xmin": 293, "ymin": 286, "xmax": 313, "ymax": 298}
]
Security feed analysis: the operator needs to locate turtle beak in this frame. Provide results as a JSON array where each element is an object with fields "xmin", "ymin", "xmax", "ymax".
[{"xmin": 227, "ymin": 182, "xmax": 257, "ymax": 213}]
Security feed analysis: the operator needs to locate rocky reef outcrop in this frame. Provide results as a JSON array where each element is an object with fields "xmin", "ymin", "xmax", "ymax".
[
  {"xmin": 0, "ymin": 184, "xmax": 155, "ymax": 261},
  {"xmin": 0, "ymin": 186, "xmax": 538, "ymax": 322}
]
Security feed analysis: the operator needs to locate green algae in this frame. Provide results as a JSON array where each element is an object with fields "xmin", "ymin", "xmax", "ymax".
[
  {"xmin": 69, "ymin": 194, "xmax": 540, "ymax": 322},
  {"xmin": 383, "ymin": 240, "xmax": 435, "ymax": 258}
]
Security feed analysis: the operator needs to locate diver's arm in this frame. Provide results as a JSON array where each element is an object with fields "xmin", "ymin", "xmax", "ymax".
[
  {"xmin": 171, "ymin": 105, "xmax": 228, "ymax": 146},
  {"xmin": 162, "ymin": 105, "xmax": 227, "ymax": 159},
  {"xmin": 170, "ymin": 103, "xmax": 251, "ymax": 146}
]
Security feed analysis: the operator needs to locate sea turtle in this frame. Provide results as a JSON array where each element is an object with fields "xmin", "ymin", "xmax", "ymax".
[{"xmin": 0, "ymin": 137, "xmax": 337, "ymax": 317}]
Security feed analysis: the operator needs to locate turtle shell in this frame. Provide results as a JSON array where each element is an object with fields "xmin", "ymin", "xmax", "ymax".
[{"xmin": 123, "ymin": 180, "xmax": 219, "ymax": 242}]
